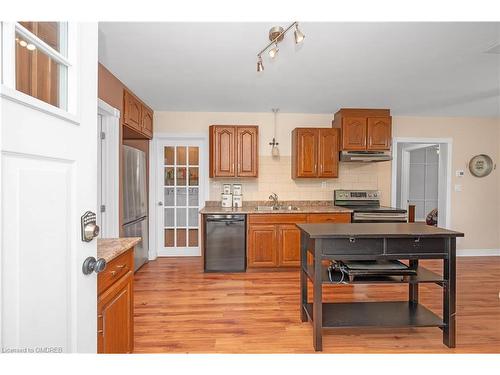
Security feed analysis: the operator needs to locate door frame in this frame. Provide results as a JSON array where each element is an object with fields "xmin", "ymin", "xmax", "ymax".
[
  {"xmin": 97, "ymin": 98, "xmax": 120, "ymax": 238},
  {"xmin": 150, "ymin": 133, "xmax": 208, "ymax": 259},
  {"xmin": 391, "ymin": 137, "xmax": 452, "ymax": 228}
]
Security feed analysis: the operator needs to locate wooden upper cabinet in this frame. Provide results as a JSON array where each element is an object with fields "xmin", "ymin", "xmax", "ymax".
[
  {"xmin": 367, "ymin": 117, "xmax": 391, "ymax": 150},
  {"xmin": 342, "ymin": 117, "xmax": 367, "ymax": 150},
  {"xmin": 332, "ymin": 109, "xmax": 391, "ymax": 152},
  {"xmin": 237, "ymin": 127, "xmax": 258, "ymax": 177},
  {"xmin": 292, "ymin": 128, "xmax": 318, "ymax": 178},
  {"xmin": 141, "ymin": 108, "xmax": 153, "ymax": 138},
  {"xmin": 209, "ymin": 125, "xmax": 258, "ymax": 178},
  {"xmin": 123, "ymin": 90, "xmax": 142, "ymax": 132},
  {"xmin": 318, "ymin": 128, "xmax": 340, "ymax": 178},
  {"xmin": 292, "ymin": 128, "xmax": 340, "ymax": 178},
  {"xmin": 123, "ymin": 89, "xmax": 154, "ymax": 139}
]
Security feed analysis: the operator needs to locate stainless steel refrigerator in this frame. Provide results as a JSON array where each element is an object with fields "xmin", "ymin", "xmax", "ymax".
[{"xmin": 122, "ymin": 145, "xmax": 149, "ymax": 271}]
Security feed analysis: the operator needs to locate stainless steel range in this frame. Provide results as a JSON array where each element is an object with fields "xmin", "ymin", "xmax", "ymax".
[{"xmin": 334, "ymin": 190, "xmax": 408, "ymax": 223}]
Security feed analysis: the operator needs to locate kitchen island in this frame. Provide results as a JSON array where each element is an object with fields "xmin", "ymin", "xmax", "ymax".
[{"xmin": 297, "ymin": 222, "xmax": 464, "ymax": 351}]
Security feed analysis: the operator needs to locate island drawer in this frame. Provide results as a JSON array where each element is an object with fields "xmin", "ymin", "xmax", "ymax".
[
  {"xmin": 98, "ymin": 249, "xmax": 133, "ymax": 294},
  {"xmin": 322, "ymin": 238, "xmax": 384, "ymax": 255},
  {"xmin": 386, "ymin": 237, "xmax": 446, "ymax": 254}
]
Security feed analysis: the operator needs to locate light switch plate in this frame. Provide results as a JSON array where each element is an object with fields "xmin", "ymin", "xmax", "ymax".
[{"xmin": 454, "ymin": 184, "xmax": 463, "ymax": 192}]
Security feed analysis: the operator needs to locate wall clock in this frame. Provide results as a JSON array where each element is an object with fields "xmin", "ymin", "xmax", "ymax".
[{"xmin": 469, "ymin": 154, "xmax": 494, "ymax": 177}]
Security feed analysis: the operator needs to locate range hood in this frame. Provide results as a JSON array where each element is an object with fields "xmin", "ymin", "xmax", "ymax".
[{"xmin": 340, "ymin": 151, "xmax": 392, "ymax": 162}]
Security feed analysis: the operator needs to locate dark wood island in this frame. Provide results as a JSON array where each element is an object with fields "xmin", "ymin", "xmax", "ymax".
[{"xmin": 298, "ymin": 222, "xmax": 464, "ymax": 351}]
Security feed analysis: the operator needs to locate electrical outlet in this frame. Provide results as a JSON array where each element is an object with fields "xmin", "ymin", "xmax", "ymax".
[
  {"xmin": 321, "ymin": 181, "xmax": 327, "ymax": 189},
  {"xmin": 456, "ymin": 170, "xmax": 464, "ymax": 177}
]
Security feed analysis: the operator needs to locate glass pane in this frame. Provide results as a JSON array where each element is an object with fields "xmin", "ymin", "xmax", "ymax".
[
  {"xmin": 188, "ymin": 229, "xmax": 198, "ymax": 247},
  {"xmin": 176, "ymin": 188, "xmax": 187, "ymax": 206},
  {"xmin": 164, "ymin": 147, "xmax": 174, "ymax": 165},
  {"xmin": 164, "ymin": 187, "xmax": 174, "ymax": 206},
  {"xmin": 176, "ymin": 147, "xmax": 187, "ymax": 165},
  {"xmin": 189, "ymin": 167, "xmax": 199, "ymax": 186},
  {"xmin": 188, "ymin": 187, "xmax": 199, "ymax": 206},
  {"xmin": 164, "ymin": 208, "xmax": 174, "ymax": 227},
  {"xmin": 164, "ymin": 167, "xmax": 174, "ymax": 186},
  {"xmin": 188, "ymin": 208, "xmax": 199, "ymax": 227},
  {"xmin": 164, "ymin": 229, "xmax": 174, "ymax": 247},
  {"xmin": 15, "ymin": 32, "xmax": 68, "ymax": 110},
  {"xmin": 188, "ymin": 147, "xmax": 199, "ymax": 166},
  {"xmin": 176, "ymin": 208, "xmax": 186, "ymax": 227},
  {"xmin": 177, "ymin": 167, "xmax": 187, "ymax": 186},
  {"xmin": 176, "ymin": 229, "xmax": 187, "ymax": 247},
  {"xmin": 18, "ymin": 22, "xmax": 68, "ymax": 56}
]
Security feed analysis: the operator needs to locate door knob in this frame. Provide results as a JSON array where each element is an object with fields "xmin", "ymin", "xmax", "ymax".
[
  {"xmin": 158, "ymin": 201, "xmax": 163, "ymax": 206},
  {"xmin": 82, "ymin": 257, "xmax": 107, "ymax": 275}
]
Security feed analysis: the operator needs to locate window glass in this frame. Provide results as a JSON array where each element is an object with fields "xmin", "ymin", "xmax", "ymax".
[{"xmin": 15, "ymin": 22, "xmax": 69, "ymax": 110}]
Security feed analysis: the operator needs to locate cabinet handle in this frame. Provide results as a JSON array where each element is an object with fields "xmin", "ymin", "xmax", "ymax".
[
  {"xmin": 110, "ymin": 270, "xmax": 117, "ymax": 277},
  {"xmin": 116, "ymin": 264, "xmax": 126, "ymax": 269}
]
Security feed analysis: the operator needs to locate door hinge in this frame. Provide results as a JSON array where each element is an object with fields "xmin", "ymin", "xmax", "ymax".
[
  {"xmin": 100, "ymin": 205, "xmax": 106, "ymax": 213},
  {"xmin": 100, "ymin": 131, "xmax": 106, "ymax": 140}
]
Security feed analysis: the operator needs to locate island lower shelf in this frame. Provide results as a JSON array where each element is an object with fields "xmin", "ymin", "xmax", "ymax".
[
  {"xmin": 302, "ymin": 301, "xmax": 444, "ymax": 328},
  {"xmin": 302, "ymin": 264, "xmax": 444, "ymax": 285}
]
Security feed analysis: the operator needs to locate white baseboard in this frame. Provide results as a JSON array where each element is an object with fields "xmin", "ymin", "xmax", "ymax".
[{"xmin": 457, "ymin": 249, "xmax": 500, "ymax": 257}]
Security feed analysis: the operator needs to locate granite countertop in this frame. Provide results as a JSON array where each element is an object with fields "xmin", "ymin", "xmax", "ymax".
[
  {"xmin": 199, "ymin": 202, "xmax": 352, "ymax": 215},
  {"xmin": 97, "ymin": 237, "xmax": 141, "ymax": 263}
]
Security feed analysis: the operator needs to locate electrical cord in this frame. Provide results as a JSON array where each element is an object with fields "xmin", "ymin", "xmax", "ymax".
[{"xmin": 328, "ymin": 261, "xmax": 348, "ymax": 284}]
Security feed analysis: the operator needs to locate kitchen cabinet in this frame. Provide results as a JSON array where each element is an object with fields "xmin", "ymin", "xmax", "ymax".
[
  {"xmin": 291, "ymin": 128, "xmax": 340, "ymax": 178},
  {"xmin": 209, "ymin": 125, "xmax": 258, "ymax": 178},
  {"xmin": 247, "ymin": 212, "xmax": 351, "ymax": 268},
  {"xmin": 123, "ymin": 88, "xmax": 154, "ymax": 140},
  {"xmin": 97, "ymin": 248, "xmax": 134, "ymax": 353},
  {"xmin": 247, "ymin": 225, "xmax": 277, "ymax": 267},
  {"xmin": 332, "ymin": 108, "xmax": 391, "ymax": 151}
]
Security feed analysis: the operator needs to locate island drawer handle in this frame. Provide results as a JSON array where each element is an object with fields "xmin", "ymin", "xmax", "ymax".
[
  {"xmin": 414, "ymin": 237, "xmax": 421, "ymax": 243},
  {"xmin": 349, "ymin": 237, "xmax": 356, "ymax": 243}
]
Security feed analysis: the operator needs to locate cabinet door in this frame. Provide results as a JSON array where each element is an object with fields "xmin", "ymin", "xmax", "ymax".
[
  {"xmin": 278, "ymin": 225, "xmax": 301, "ymax": 267},
  {"xmin": 295, "ymin": 129, "xmax": 318, "ymax": 177},
  {"xmin": 123, "ymin": 90, "xmax": 142, "ymax": 132},
  {"xmin": 236, "ymin": 126, "xmax": 258, "ymax": 177},
  {"xmin": 210, "ymin": 126, "xmax": 236, "ymax": 177},
  {"xmin": 367, "ymin": 117, "xmax": 391, "ymax": 150},
  {"xmin": 247, "ymin": 225, "xmax": 278, "ymax": 267},
  {"xmin": 141, "ymin": 107, "xmax": 153, "ymax": 139},
  {"xmin": 341, "ymin": 117, "xmax": 367, "ymax": 150},
  {"xmin": 97, "ymin": 271, "xmax": 133, "ymax": 353},
  {"xmin": 318, "ymin": 128, "xmax": 340, "ymax": 178}
]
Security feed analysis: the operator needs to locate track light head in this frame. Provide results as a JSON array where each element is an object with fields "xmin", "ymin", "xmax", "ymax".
[
  {"xmin": 257, "ymin": 56, "xmax": 264, "ymax": 72},
  {"xmin": 294, "ymin": 24, "xmax": 305, "ymax": 44},
  {"xmin": 268, "ymin": 43, "xmax": 279, "ymax": 59}
]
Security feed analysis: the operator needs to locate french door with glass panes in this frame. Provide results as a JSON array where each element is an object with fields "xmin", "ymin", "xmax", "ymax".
[{"xmin": 158, "ymin": 140, "xmax": 204, "ymax": 256}]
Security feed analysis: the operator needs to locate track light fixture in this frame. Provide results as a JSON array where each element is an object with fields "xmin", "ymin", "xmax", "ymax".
[
  {"xmin": 256, "ymin": 22, "xmax": 305, "ymax": 72},
  {"xmin": 257, "ymin": 55, "xmax": 264, "ymax": 72}
]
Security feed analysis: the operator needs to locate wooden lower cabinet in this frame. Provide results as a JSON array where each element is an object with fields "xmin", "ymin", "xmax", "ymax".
[
  {"xmin": 97, "ymin": 249, "xmax": 134, "ymax": 353},
  {"xmin": 247, "ymin": 213, "xmax": 351, "ymax": 268},
  {"xmin": 247, "ymin": 225, "xmax": 278, "ymax": 267},
  {"xmin": 278, "ymin": 225, "xmax": 301, "ymax": 267}
]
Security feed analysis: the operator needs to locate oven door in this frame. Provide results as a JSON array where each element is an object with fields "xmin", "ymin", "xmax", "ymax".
[{"xmin": 353, "ymin": 212, "xmax": 408, "ymax": 223}]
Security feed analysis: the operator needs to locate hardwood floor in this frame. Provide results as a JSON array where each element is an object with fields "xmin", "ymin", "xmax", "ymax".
[{"xmin": 133, "ymin": 257, "xmax": 500, "ymax": 353}]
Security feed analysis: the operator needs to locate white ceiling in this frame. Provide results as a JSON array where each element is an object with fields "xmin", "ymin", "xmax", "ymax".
[{"xmin": 98, "ymin": 22, "xmax": 500, "ymax": 117}]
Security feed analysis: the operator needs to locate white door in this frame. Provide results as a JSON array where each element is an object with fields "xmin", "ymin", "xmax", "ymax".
[
  {"xmin": 1, "ymin": 23, "xmax": 98, "ymax": 352},
  {"xmin": 157, "ymin": 139, "xmax": 205, "ymax": 256}
]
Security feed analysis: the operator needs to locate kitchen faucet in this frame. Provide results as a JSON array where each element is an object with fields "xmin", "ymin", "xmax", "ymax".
[{"xmin": 269, "ymin": 193, "xmax": 279, "ymax": 209}]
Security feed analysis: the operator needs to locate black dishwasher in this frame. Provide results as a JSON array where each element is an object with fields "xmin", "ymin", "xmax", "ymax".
[{"xmin": 204, "ymin": 214, "xmax": 246, "ymax": 272}]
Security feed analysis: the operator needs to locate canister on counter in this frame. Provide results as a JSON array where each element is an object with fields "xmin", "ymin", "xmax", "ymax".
[
  {"xmin": 233, "ymin": 195, "xmax": 243, "ymax": 208},
  {"xmin": 232, "ymin": 184, "xmax": 242, "ymax": 196},
  {"xmin": 223, "ymin": 184, "xmax": 232, "ymax": 194},
  {"xmin": 221, "ymin": 193, "xmax": 233, "ymax": 208}
]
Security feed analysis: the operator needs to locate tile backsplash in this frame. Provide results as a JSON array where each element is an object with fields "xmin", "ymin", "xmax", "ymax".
[{"xmin": 209, "ymin": 156, "xmax": 385, "ymax": 201}]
